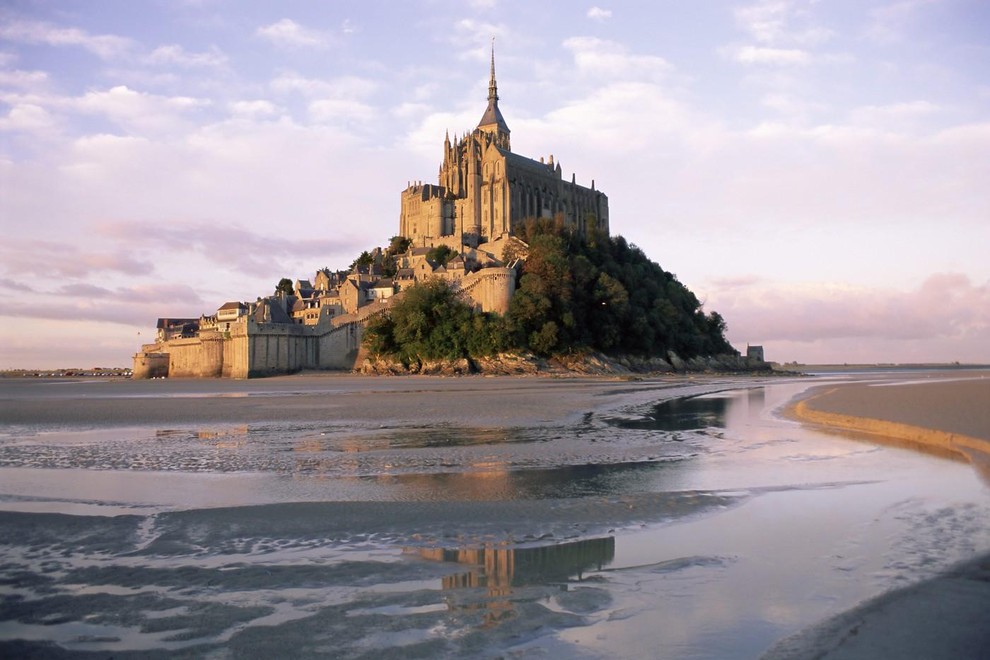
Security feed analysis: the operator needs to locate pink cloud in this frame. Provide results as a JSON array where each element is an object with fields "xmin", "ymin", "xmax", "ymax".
[
  {"xmin": 710, "ymin": 273, "xmax": 990, "ymax": 362},
  {"xmin": 97, "ymin": 220, "xmax": 364, "ymax": 275},
  {"xmin": 0, "ymin": 239, "xmax": 154, "ymax": 278}
]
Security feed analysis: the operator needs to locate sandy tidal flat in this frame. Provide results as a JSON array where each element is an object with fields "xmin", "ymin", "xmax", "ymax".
[{"xmin": 0, "ymin": 372, "xmax": 989, "ymax": 658}]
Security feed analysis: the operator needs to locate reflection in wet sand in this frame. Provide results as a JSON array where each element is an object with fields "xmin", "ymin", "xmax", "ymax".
[
  {"xmin": 410, "ymin": 537, "xmax": 615, "ymax": 628},
  {"xmin": 607, "ymin": 393, "xmax": 733, "ymax": 431}
]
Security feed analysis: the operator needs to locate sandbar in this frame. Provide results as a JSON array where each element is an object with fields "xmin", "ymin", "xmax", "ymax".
[{"xmin": 789, "ymin": 373, "xmax": 990, "ymax": 463}]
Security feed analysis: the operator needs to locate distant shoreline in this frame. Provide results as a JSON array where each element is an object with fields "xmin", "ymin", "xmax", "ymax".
[{"xmin": 773, "ymin": 362, "xmax": 990, "ymax": 373}]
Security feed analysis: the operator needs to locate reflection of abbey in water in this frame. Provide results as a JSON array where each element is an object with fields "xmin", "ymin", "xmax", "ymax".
[{"xmin": 411, "ymin": 537, "xmax": 614, "ymax": 626}]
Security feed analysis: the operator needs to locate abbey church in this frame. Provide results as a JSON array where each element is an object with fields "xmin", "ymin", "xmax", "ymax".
[{"xmin": 400, "ymin": 49, "xmax": 609, "ymax": 248}]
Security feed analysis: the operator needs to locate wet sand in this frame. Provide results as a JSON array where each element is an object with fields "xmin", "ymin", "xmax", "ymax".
[
  {"xmin": 0, "ymin": 374, "xmax": 692, "ymax": 428},
  {"xmin": 3, "ymin": 372, "xmax": 989, "ymax": 658},
  {"xmin": 769, "ymin": 371, "xmax": 990, "ymax": 659},
  {"xmin": 790, "ymin": 374, "xmax": 990, "ymax": 461}
]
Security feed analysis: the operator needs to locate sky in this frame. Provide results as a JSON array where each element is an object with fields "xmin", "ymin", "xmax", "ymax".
[{"xmin": 1, "ymin": 0, "xmax": 988, "ymax": 368}]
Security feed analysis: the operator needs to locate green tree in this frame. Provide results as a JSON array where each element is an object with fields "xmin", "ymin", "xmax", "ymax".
[
  {"xmin": 364, "ymin": 279, "xmax": 511, "ymax": 362},
  {"xmin": 381, "ymin": 236, "xmax": 413, "ymax": 278},
  {"xmin": 426, "ymin": 244, "xmax": 456, "ymax": 267},
  {"xmin": 274, "ymin": 277, "xmax": 294, "ymax": 296},
  {"xmin": 350, "ymin": 251, "xmax": 374, "ymax": 271},
  {"xmin": 388, "ymin": 235, "xmax": 412, "ymax": 255},
  {"xmin": 505, "ymin": 218, "xmax": 735, "ymax": 359}
]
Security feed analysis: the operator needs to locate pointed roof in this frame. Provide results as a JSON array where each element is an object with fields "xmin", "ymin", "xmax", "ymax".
[{"xmin": 477, "ymin": 40, "xmax": 510, "ymax": 135}]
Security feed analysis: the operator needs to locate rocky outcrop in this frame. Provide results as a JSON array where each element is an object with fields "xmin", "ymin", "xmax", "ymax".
[{"xmin": 359, "ymin": 350, "xmax": 772, "ymax": 377}]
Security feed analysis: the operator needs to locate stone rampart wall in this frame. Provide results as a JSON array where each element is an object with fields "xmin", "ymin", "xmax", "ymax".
[
  {"xmin": 460, "ymin": 267, "xmax": 515, "ymax": 314},
  {"xmin": 165, "ymin": 334, "xmax": 224, "ymax": 378},
  {"xmin": 133, "ymin": 298, "xmax": 396, "ymax": 378}
]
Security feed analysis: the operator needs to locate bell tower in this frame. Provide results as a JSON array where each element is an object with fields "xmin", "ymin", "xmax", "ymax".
[{"xmin": 476, "ymin": 39, "xmax": 511, "ymax": 150}]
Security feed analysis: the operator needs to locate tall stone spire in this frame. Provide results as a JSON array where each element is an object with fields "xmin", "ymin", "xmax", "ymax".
[
  {"xmin": 477, "ymin": 37, "xmax": 510, "ymax": 147},
  {"xmin": 488, "ymin": 38, "xmax": 498, "ymax": 102}
]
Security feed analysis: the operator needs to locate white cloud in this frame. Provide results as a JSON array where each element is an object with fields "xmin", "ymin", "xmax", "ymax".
[
  {"xmin": 587, "ymin": 7, "xmax": 613, "ymax": 21},
  {"xmin": 228, "ymin": 100, "xmax": 280, "ymax": 118},
  {"xmin": 849, "ymin": 100, "xmax": 940, "ymax": 129},
  {"xmin": 256, "ymin": 18, "xmax": 330, "ymax": 49},
  {"xmin": 735, "ymin": 1, "xmax": 790, "ymax": 43},
  {"xmin": 74, "ymin": 86, "xmax": 211, "ymax": 134},
  {"xmin": 0, "ymin": 19, "xmax": 133, "ymax": 59},
  {"xmin": 451, "ymin": 19, "xmax": 507, "ymax": 59},
  {"xmin": 270, "ymin": 72, "xmax": 377, "ymax": 100},
  {"xmin": 734, "ymin": 1, "xmax": 833, "ymax": 46},
  {"xmin": 0, "ymin": 69, "xmax": 48, "ymax": 88},
  {"xmin": 146, "ymin": 44, "xmax": 228, "ymax": 68},
  {"xmin": 866, "ymin": 0, "xmax": 938, "ymax": 43},
  {"xmin": 761, "ymin": 92, "xmax": 824, "ymax": 119},
  {"xmin": 0, "ymin": 103, "xmax": 56, "ymax": 132},
  {"xmin": 308, "ymin": 99, "xmax": 377, "ymax": 127},
  {"xmin": 563, "ymin": 37, "xmax": 672, "ymax": 81},
  {"xmin": 733, "ymin": 45, "xmax": 810, "ymax": 66}
]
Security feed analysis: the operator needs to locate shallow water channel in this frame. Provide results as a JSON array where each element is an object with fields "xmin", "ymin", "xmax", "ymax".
[{"xmin": 0, "ymin": 375, "xmax": 988, "ymax": 658}]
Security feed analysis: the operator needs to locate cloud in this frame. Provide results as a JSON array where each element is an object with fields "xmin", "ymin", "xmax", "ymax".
[
  {"xmin": 228, "ymin": 100, "xmax": 281, "ymax": 118},
  {"xmin": 256, "ymin": 18, "xmax": 331, "ymax": 49},
  {"xmin": 57, "ymin": 282, "xmax": 204, "ymax": 305},
  {"xmin": 587, "ymin": 7, "xmax": 613, "ymax": 21},
  {"xmin": 451, "ymin": 19, "xmax": 507, "ymax": 59},
  {"xmin": 270, "ymin": 72, "xmax": 377, "ymax": 99},
  {"xmin": 710, "ymin": 274, "xmax": 990, "ymax": 357},
  {"xmin": 307, "ymin": 99, "xmax": 377, "ymax": 127},
  {"xmin": 848, "ymin": 100, "xmax": 940, "ymax": 132},
  {"xmin": 97, "ymin": 221, "xmax": 364, "ymax": 277},
  {"xmin": 0, "ymin": 103, "xmax": 56, "ymax": 132},
  {"xmin": 732, "ymin": 45, "xmax": 810, "ymax": 66},
  {"xmin": 74, "ymin": 85, "xmax": 211, "ymax": 134},
  {"xmin": 734, "ymin": 1, "xmax": 834, "ymax": 46},
  {"xmin": 866, "ymin": 0, "xmax": 938, "ymax": 43},
  {"xmin": 562, "ymin": 37, "xmax": 672, "ymax": 81},
  {"xmin": 0, "ymin": 277, "xmax": 37, "ymax": 293},
  {"xmin": 0, "ymin": 239, "xmax": 154, "ymax": 279},
  {"xmin": 0, "ymin": 69, "xmax": 49, "ymax": 88},
  {"xmin": 145, "ymin": 44, "xmax": 228, "ymax": 68},
  {"xmin": 0, "ymin": 19, "xmax": 133, "ymax": 59},
  {"xmin": 735, "ymin": 0, "xmax": 790, "ymax": 43}
]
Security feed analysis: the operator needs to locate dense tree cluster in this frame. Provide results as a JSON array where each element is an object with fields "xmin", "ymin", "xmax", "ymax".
[
  {"xmin": 509, "ymin": 218, "xmax": 734, "ymax": 357},
  {"xmin": 363, "ymin": 218, "xmax": 735, "ymax": 363},
  {"xmin": 364, "ymin": 279, "xmax": 511, "ymax": 362}
]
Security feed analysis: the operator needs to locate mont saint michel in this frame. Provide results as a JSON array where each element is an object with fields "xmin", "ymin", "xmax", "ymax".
[{"xmin": 133, "ymin": 53, "xmax": 734, "ymax": 380}]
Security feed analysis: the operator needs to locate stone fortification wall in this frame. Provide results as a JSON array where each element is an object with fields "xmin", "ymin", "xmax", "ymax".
[
  {"xmin": 459, "ymin": 267, "xmax": 515, "ymax": 314},
  {"xmin": 165, "ymin": 333, "xmax": 225, "ymax": 378},
  {"xmin": 318, "ymin": 299, "xmax": 391, "ymax": 369},
  {"xmin": 132, "ymin": 297, "xmax": 393, "ymax": 379},
  {"xmin": 221, "ymin": 331, "xmax": 250, "ymax": 378},
  {"xmin": 245, "ymin": 320, "xmax": 316, "ymax": 378},
  {"xmin": 132, "ymin": 350, "xmax": 169, "ymax": 379}
]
